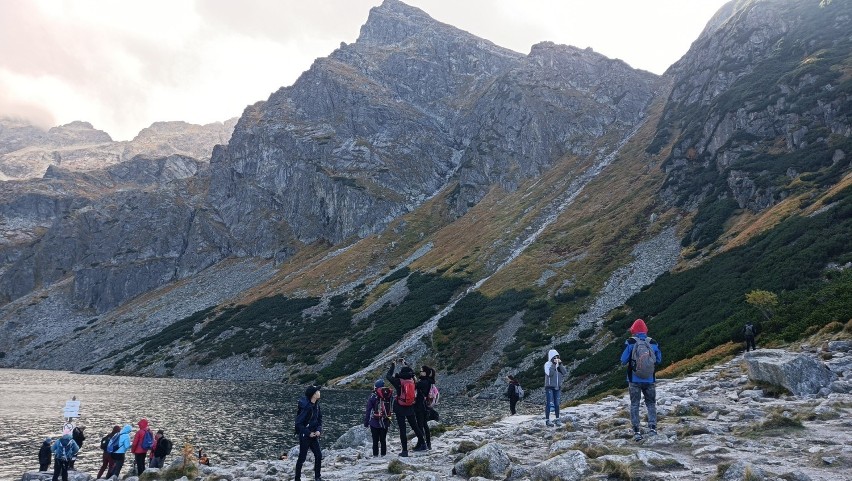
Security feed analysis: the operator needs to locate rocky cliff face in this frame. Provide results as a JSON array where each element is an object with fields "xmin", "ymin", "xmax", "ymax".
[
  {"xmin": 0, "ymin": 118, "xmax": 237, "ymax": 180},
  {"xmin": 655, "ymin": 0, "xmax": 852, "ymax": 246},
  {"xmin": 207, "ymin": 0, "xmax": 659, "ymax": 257}
]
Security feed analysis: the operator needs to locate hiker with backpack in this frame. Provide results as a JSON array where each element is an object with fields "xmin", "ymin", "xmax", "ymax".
[
  {"xmin": 130, "ymin": 418, "xmax": 154, "ymax": 475},
  {"xmin": 149, "ymin": 429, "xmax": 173, "ymax": 468},
  {"xmin": 363, "ymin": 379, "xmax": 393, "ymax": 457},
  {"xmin": 543, "ymin": 349, "xmax": 568, "ymax": 426},
  {"xmin": 620, "ymin": 318, "xmax": 662, "ymax": 441},
  {"xmin": 51, "ymin": 428, "xmax": 79, "ymax": 481},
  {"xmin": 414, "ymin": 365, "xmax": 437, "ymax": 450},
  {"xmin": 743, "ymin": 322, "xmax": 758, "ymax": 352},
  {"xmin": 386, "ymin": 359, "xmax": 426, "ymax": 457},
  {"xmin": 68, "ymin": 425, "xmax": 85, "ymax": 469},
  {"xmin": 38, "ymin": 437, "xmax": 52, "ymax": 472},
  {"xmin": 294, "ymin": 385, "xmax": 323, "ymax": 481},
  {"xmin": 97, "ymin": 425, "xmax": 120, "ymax": 479},
  {"xmin": 105, "ymin": 424, "xmax": 132, "ymax": 479},
  {"xmin": 506, "ymin": 375, "xmax": 523, "ymax": 415}
]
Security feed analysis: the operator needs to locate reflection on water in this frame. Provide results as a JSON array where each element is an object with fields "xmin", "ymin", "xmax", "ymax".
[{"xmin": 0, "ymin": 369, "xmax": 516, "ymax": 479}]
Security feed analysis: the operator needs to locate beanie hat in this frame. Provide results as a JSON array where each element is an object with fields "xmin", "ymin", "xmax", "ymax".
[
  {"xmin": 630, "ymin": 318, "xmax": 648, "ymax": 335},
  {"xmin": 374, "ymin": 379, "xmax": 385, "ymax": 388},
  {"xmin": 44, "ymin": 437, "xmax": 52, "ymax": 444},
  {"xmin": 399, "ymin": 366, "xmax": 415, "ymax": 379},
  {"xmin": 305, "ymin": 385, "xmax": 320, "ymax": 400}
]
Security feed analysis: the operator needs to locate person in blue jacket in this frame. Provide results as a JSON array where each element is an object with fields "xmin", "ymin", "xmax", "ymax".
[
  {"xmin": 105, "ymin": 424, "xmax": 133, "ymax": 479},
  {"xmin": 51, "ymin": 429, "xmax": 79, "ymax": 481},
  {"xmin": 294, "ymin": 386, "xmax": 323, "ymax": 481},
  {"xmin": 620, "ymin": 319, "xmax": 662, "ymax": 441}
]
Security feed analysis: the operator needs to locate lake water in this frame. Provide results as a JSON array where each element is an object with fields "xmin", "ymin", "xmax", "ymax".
[{"xmin": 0, "ymin": 369, "xmax": 520, "ymax": 480}]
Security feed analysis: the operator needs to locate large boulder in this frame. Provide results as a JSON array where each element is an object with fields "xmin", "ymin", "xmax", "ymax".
[
  {"xmin": 529, "ymin": 450, "xmax": 590, "ymax": 481},
  {"xmin": 332, "ymin": 425, "xmax": 370, "ymax": 449},
  {"xmin": 722, "ymin": 461, "xmax": 769, "ymax": 481},
  {"xmin": 744, "ymin": 349, "xmax": 837, "ymax": 396},
  {"xmin": 453, "ymin": 443, "xmax": 511, "ymax": 479}
]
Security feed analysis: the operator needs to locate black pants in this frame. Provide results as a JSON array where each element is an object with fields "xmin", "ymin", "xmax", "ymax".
[
  {"xmin": 295, "ymin": 435, "xmax": 321, "ymax": 480},
  {"xmin": 52, "ymin": 459, "xmax": 69, "ymax": 481},
  {"xmin": 414, "ymin": 407, "xmax": 431, "ymax": 448},
  {"xmin": 39, "ymin": 462, "xmax": 50, "ymax": 472},
  {"xmin": 396, "ymin": 413, "xmax": 424, "ymax": 452},
  {"xmin": 134, "ymin": 452, "xmax": 147, "ymax": 475},
  {"xmin": 106, "ymin": 452, "xmax": 125, "ymax": 479},
  {"xmin": 509, "ymin": 396, "xmax": 518, "ymax": 415},
  {"xmin": 370, "ymin": 426, "xmax": 387, "ymax": 456},
  {"xmin": 745, "ymin": 335, "xmax": 756, "ymax": 351}
]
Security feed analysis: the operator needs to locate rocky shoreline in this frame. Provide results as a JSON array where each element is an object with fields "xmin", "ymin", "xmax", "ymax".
[{"xmin": 21, "ymin": 341, "xmax": 852, "ymax": 481}]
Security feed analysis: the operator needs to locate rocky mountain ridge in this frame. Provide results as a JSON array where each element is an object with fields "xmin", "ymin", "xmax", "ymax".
[
  {"xmin": 0, "ymin": 118, "xmax": 238, "ymax": 180},
  {"xmin": 0, "ymin": 0, "xmax": 850, "ymax": 405}
]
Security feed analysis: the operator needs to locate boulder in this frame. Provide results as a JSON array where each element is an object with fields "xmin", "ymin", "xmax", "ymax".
[
  {"xmin": 453, "ymin": 443, "xmax": 511, "ymax": 479},
  {"xmin": 744, "ymin": 349, "xmax": 837, "ymax": 396},
  {"xmin": 529, "ymin": 450, "xmax": 590, "ymax": 481},
  {"xmin": 722, "ymin": 461, "xmax": 769, "ymax": 481},
  {"xmin": 331, "ymin": 424, "xmax": 370, "ymax": 449},
  {"xmin": 21, "ymin": 472, "xmax": 92, "ymax": 481}
]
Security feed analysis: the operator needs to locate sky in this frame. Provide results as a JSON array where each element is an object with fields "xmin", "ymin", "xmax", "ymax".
[{"xmin": 0, "ymin": 0, "xmax": 731, "ymax": 141}]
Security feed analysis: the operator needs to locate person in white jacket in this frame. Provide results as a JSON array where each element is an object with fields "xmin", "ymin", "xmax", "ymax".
[{"xmin": 543, "ymin": 348, "xmax": 568, "ymax": 426}]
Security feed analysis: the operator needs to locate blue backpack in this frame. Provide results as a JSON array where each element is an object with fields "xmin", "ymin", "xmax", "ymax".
[{"xmin": 141, "ymin": 429, "xmax": 154, "ymax": 450}]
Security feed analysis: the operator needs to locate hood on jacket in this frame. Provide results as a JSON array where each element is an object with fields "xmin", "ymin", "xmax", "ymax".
[
  {"xmin": 547, "ymin": 349, "xmax": 560, "ymax": 361},
  {"xmin": 398, "ymin": 366, "xmax": 415, "ymax": 379},
  {"xmin": 120, "ymin": 424, "xmax": 132, "ymax": 435},
  {"xmin": 138, "ymin": 418, "xmax": 149, "ymax": 430},
  {"xmin": 43, "ymin": 438, "xmax": 52, "ymax": 444},
  {"xmin": 60, "ymin": 433, "xmax": 72, "ymax": 441},
  {"xmin": 298, "ymin": 396, "xmax": 313, "ymax": 410},
  {"xmin": 630, "ymin": 319, "xmax": 648, "ymax": 335}
]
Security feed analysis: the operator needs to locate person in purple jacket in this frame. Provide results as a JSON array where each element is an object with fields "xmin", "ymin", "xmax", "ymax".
[{"xmin": 363, "ymin": 379, "xmax": 393, "ymax": 457}]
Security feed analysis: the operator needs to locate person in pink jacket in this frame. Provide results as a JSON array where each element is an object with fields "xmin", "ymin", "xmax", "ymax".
[{"xmin": 130, "ymin": 418, "xmax": 152, "ymax": 475}]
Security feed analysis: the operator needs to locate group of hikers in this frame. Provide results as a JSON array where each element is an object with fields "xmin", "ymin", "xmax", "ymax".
[
  {"xmin": 38, "ymin": 318, "xmax": 757, "ymax": 481},
  {"xmin": 38, "ymin": 418, "xmax": 173, "ymax": 481}
]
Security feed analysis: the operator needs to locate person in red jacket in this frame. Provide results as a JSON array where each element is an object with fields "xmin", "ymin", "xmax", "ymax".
[{"xmin": 130, "ymin": 418, "xmax": 152, "ymax": 475}]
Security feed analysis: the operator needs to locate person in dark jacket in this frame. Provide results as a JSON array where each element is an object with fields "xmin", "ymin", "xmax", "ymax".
[
  {"xmin": 51, "ymin": 429, "xmax": 79, "ymax": 481},
  {"xmin": 363, "ymin": 379, "xmax": 391, "ymax": 457},
  {"xmin": 39, "ymin": 438, "xmax": 52, "ymax": 472},
  {"xmin": 620, "ymin": 319, "xmax": 662, "ymax": 441},
  {"xmin": 506, "ymin": 375, "xmax": 521, "ymax": 415},
  {"xmin": 96, "ymin": 425, "xmax": 120, "ymax": 479},
  {"xmin": 68, "ymin": 425, "xmax": 85, "ymax": 469},
  {"xmin": 294, "ymin": 385, "xmax": 323, "ymax": 481},
  {"xmin": 149, "ymin": 429, "xmax": 172, "ymax": 468},
  {"xmin": 414, "ymin": 365, "xmax": 435, "ymax": 450},
  {"xmin": 743, "ymin": 322, "xmax": 758, "ymax": 352},
  {"xmin": 386, "ymin": 359, "xmax": 426, "ymax": 457}
]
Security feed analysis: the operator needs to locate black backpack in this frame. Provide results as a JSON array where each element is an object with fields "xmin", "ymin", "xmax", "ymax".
[
  {"xmin": 99, "ymin": 434, "xmax": 111, "ymax": 451},
  {"xmin": 159, "ymin": 437, "xmax": 173, "ymax": 455}
]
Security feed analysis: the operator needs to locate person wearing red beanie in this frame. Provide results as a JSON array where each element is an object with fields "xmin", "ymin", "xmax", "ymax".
[{"xmin": 620, "ymin": 318, "xmax": 662, "ymax": 441}]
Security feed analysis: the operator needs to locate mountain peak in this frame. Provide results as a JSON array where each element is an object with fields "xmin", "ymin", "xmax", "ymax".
[{"xmin": 357, "ymin": 0, "xmax": 440, "ymax": 45}]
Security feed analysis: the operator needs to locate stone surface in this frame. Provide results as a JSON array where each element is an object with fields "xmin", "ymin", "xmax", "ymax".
[
  {"xmin": 453, "ymin": 443, "xmax": 511, "ymax": 479},
  {"xmin": 744, "ymin": 349, "xmax": 837, "ymax": 396}
]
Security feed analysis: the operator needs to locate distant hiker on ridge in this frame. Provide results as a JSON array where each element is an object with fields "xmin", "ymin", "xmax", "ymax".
[
  {"xmin": 620, "ymin": 318, "xmax": 662, "ymax": 441},
  {"xmin": 543, "ymin": 349, "xmax": 567, "ymax": 426},
  {"xmin": 743, "ymin": 321, "xmax": 758, "ymax": 352},
  {"xmin": 505, "ymin": 375, "xmax": 522, "ymax": 415}
]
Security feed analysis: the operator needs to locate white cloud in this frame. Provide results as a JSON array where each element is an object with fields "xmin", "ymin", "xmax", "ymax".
[{"xmin": 0, "ymin": 0, "xmax": 729, "ymax": 141}]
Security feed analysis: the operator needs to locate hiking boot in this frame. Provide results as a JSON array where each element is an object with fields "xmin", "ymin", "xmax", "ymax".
[
  {"xmin": 554, "ymin": 418, "xmax": 563, "ymax": 426},
  {"xmin": 649, "ymin": 425, "xmax": 658, "ymax": 435},
  {"xmin": 634, "ymin": 432, "xmax": 643, "ymax": 441},
  {"xmin": 399, "ymin": 451, "xmax": 409, "ymax": 457},
  {"xmin": 545, "ymin": 420, "xmax": 553, "ymax": 427},
  {"xmin": 413, "ymin": 443, "xmax": 427, "ymax": 452}
]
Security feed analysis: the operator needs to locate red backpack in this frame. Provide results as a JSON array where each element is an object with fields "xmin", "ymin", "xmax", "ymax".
[
  {"xmin": 398, "ymin": 379, "xmax": 416, "ymax": 406},
  {"xmin": 373, "ymin": 387, "xmax": 394, "ymax": 419}
]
